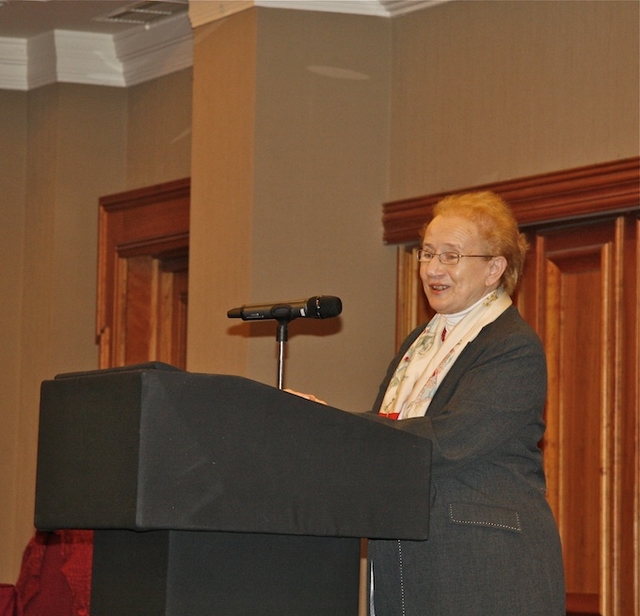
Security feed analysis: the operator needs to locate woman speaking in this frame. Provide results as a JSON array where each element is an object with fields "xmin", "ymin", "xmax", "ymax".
[{"xmin": 366, "ymin": 191, "xmax": 565, "ymax": 615}]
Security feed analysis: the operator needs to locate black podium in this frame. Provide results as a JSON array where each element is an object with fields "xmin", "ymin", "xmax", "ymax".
[{"xmin": 35, "ymin": 363, "xmax": 432, "ymax": 615}]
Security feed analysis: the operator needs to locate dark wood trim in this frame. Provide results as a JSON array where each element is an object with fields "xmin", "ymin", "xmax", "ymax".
[
  {"xmin": 382, "ymin": 157, "xmax": 639, "ymax": 244},
  {"xmin": 566, "ymin": 592, "xmax": 601, "ymax": 615},
  {"xmin": 100, "ymin": 177, "xmax": 191, "ymax": 211},
  {"xmin": 96, "ymin": 178, "xmax": 190, "ymax": 368},
  {"xmin": 116, "ymin": 233, "xmax": 190, "ymax": 259}
]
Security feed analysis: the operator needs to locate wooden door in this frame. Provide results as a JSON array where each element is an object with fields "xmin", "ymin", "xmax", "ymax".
[
  {"xmin": 519, "ymin": 213, "xmax": 638, "ymax": 615},
  {"xmin": 384, "ymin": 158, "xmax": 639, "ymax": 616},
  {"xmin": 96, "ymin": 178, "xmax": 190, "ymax": 369}
]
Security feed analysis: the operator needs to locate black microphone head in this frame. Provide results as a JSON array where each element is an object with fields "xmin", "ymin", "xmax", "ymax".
[{"xmin": 306, "ymin": 295, "xmax": 342, "ymax": 319}]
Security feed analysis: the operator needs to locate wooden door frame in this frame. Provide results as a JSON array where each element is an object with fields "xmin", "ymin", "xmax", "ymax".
[{"xmin": 96, "ymin": 178, "xmax": 190, "ymax": 369}]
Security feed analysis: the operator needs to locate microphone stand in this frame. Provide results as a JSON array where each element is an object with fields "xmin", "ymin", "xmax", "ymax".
[
  {"xmin": 276, "ymin": 318, "xmax": 290, "ymax": 390},
  {"xmin": 228, "ymin": 297, "xmax": 341, "ymax": 390}
]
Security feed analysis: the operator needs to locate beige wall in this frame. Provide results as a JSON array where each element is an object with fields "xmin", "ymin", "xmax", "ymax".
[
  {"xmin": 389, "ymin": 0, "xmax": 640, "ymax": 197},
  {"xmin": 0, "ymin": 89, "xmax": 28, "ymax": 586},
  {"xmin": 187, "ymin": 11, "xmax": 257, "ymax": 380},
  {"xmin": 0, "ymin": 0, "xmax": 638, "ymax": 585},
  {"xmin": 249, "ymin": 9, "xmax": 395, "ymax": 409},
  {"xmin": 0, "ymin": 70, "xmax": 192, "ymax": 583},
  {"xmin": 188, "ymin": 8, "xmax": 396, "ymax": 410},
  {"xmin": 126, "ymin": 69, "xmax": 193, "ymax": 188}
]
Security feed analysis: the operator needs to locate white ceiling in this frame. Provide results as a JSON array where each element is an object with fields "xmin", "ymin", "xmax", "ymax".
[{"xmin": 0, "ymin": 0, "xmax": 450, "ymax": 90}]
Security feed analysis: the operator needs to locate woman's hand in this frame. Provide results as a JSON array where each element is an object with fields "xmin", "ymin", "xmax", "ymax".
[{"xmin": 283, "ymin": 388, "xmax": 327, "ymax": 405}]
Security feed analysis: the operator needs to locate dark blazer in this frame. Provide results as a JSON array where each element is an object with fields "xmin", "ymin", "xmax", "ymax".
[{"xmin": 367, "ymin": 306, "xmax": 565, "ymax": 615}]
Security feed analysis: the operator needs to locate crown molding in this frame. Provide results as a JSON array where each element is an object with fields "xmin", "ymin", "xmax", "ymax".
[
  {"xmin": 55, "ymin": 30, "xmax": 125, "ymax": 88},
  {"xmin": 115, "ymin": 14, "xmax": 193, "ymax": 87},
  {"xmin": 188, "ymin": 0, "xmax": 448, "ymax": 27},
  {"xmin": 377, "ymin": 0, "xmax": 451, "ymax": 16},
  {"xmin": 0, "ymin": 0, "xmax": 448, "ymax": 90},
  {"xmin": 258, "ymin": 0, "xmax": 448, "ymax": 17},
  {"xmin": 0, "ymin": 13, "xmax": 193, "ymax": 91},
  {"xmin": 0, "ymin": 36, "xmax": 30, "ymax": 90},
  {"xmin": 28, "ymin": 32, "xmax": 58, "ymax": 90}
]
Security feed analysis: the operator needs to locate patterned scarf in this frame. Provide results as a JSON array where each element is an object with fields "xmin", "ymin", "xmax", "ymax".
[{"xmin": 379, "ymin": 288, "xmax": 512, "ymax": 420}]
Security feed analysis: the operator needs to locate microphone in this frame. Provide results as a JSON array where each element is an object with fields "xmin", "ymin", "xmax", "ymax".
[{"xmin": 227, "ymin": 295, "xmax": 342, "ymax": 321}]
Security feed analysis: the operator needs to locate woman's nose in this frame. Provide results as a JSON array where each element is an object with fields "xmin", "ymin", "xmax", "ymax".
[{"xmin": 423, "ymin": 257, "xmax": 443, "ymax": 275}]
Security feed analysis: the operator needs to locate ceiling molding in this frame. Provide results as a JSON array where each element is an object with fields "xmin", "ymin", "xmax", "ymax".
[
  {"xmin": 55, "ymin": 30, "xmax": 124, "ymax": 88},
  {"xmin": 377, "ymin": 0, "xmax": 452, "ymax": 16},
  {"xmin": 0, "ymin": 36, "xmax": 29, "ymax": 90},
  {"xmin": 28, "ymin": 32, "xmax": 58, "ymax": 90},
  {"xmin": 0, "ymin": 13, "xmax": 193, "ymax": 91},
  {"xmin": 188, "ymin": 0, "xmax": 449, "ymax": 27},
  {"xmin": 256, "ymin": 0, "xmax": 448, "ymax": 17},
  {"xmin": 114, "ymin": 14, "xmax": 193, "ymax": 87},
  {"xmin": 0, "ymin": 0, "xmax": 450, "ymax": 90}
]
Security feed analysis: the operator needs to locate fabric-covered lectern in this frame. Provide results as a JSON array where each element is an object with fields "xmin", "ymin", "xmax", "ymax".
[{"xmin": 35, "ymin": 363, "xmax": 432, "ymax": 615}]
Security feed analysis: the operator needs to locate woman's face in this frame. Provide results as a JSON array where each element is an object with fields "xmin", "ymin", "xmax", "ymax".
[{"xmin": 420, "ymin": 214, "xmax": 505, "ymax": 315}]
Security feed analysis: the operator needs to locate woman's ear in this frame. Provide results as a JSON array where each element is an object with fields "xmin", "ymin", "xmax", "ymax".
[{"xmin": 487, "ymin": 256, "xmax": 507, "ymax": 286}]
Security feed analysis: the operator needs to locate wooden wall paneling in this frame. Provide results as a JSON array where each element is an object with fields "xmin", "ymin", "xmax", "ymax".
[
  {"xmin": 383, "ymin": 158, "xmax": 639, "ymax": 616},
  {"xmin": 538, "ymin": 218, "xmax": 619, "ymax": 614},
  {"xmin": 535, "ymin": 212, "xmax": 639, "ymax": 616},
  {"xmin": 121, "ymin": 255, "xmax": 158, "ymax": 366},
  {"xmin": 613, "ymin": 214, "xmax": 639, "ymax": 616},
  {"xmin": 532, "ymin": 230, "xmax": 560, "ymax": 522},
  {"xmin": 159, "ymin": 257, "xmax": 189, "ymax": 369}
]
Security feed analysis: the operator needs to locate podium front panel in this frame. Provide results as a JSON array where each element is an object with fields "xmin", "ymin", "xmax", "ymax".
[{"xmin": 36, "ymin": 364, "xmax": 432, "ymax": 540}]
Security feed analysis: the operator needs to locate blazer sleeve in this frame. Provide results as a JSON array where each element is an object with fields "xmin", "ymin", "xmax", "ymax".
[{"xmin": 365, "ymin": 308, "xmax": 548, "ymax": 471}]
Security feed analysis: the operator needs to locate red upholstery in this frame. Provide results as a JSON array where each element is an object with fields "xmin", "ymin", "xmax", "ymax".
[
  {"xmin": 0, "ymin": 584, "xmax": 16, "ymax": 616},
  {"xmin": 15, "ymin": 531, "xmax": 93, "ymax": 616}
]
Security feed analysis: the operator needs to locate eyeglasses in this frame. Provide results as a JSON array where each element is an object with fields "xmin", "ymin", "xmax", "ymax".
[{"xmin": 416, "ymin": 250, "xmax": 495, "ymax": 265}]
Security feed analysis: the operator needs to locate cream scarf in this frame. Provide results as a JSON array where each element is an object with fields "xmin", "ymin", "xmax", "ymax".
[{"xmin": 379, "ymin": 287, "xmax": 512, "ymax": 420}]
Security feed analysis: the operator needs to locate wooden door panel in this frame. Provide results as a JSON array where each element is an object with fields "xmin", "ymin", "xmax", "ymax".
[
  {"xmin": 158, "ymin": 259, "xmax": 188, "ymax": 369},
  {"xmin": 535, "ymin": 220, "xmax": 619, "ymax": 612},
  {"xmin": 119, "ymin": 255, "xmax": 157, "ymax": 366}
]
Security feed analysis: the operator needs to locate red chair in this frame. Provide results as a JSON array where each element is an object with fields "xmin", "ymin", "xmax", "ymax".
[
  {"xmin": 13, "ymin": 531, "xmax": 93, "ymax": 616},
  {"xmin": 0, "ymin": 583, "xmax": 16, "ymax": 616}
]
